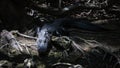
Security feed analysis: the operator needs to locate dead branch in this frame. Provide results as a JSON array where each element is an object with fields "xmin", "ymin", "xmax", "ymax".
[
  {"xmin": 11, "ymin": 30, "xmax": 37, "ymax": 40},
  {"xmin": 27, "ymin": 1, "xmax": 108, "ymax": 16},
  {"xmin": 0, "ymin": 30, "xmax": 23, "ymax": 52}
]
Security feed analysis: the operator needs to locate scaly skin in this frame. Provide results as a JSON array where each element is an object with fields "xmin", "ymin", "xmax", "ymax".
[{"xmin": 36, "ymin": 18, "xmax": 108, "ymax": 55}]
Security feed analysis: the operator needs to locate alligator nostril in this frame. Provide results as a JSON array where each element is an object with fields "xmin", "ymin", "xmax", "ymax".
[{"xmin": 39, "ymin": 40, "xmax": 42, "ymax": 43}]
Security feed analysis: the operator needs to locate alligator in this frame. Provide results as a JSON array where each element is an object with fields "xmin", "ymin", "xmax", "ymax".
[{"xmin": 36, "ymin": 18, "xmax": 109, "ymax": 55}]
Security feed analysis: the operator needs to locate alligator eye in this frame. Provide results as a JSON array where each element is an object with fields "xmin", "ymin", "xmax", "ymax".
[{"xmin": 44, "ymin": 40, "xmax": 47, "ymax": 43}]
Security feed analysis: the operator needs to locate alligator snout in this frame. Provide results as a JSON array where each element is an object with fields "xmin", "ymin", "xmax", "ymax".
[
  {"xmin": 37, "ymin": 38, "xmax": 49, "ymax": 52},
  {"xmin": 37, "ymin": 28, "xmax": 52, "ymax": 54}
]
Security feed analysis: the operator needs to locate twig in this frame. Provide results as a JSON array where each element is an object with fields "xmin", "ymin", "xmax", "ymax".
[
  {"xmin": 0, "ymin": 43, "xmax": 8, "ymax": 49},
  {"xmin": 11, "ymin": 31, "xmax": 37, "ymax": 40},
  {"xmin": 52, "ymin": 62, "xmax": 84, "ymax": 68}
]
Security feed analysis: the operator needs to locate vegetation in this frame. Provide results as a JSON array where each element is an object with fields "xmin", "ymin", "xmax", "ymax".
[{"xmin": 0, "ymin": 0, "xmax": 120, "ymax": 68}]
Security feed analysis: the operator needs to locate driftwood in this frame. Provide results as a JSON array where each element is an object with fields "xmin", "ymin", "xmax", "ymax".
[
  {"xmin": 0, "ymin": 30, "xmax": 120, "ymax": 68},
  {"xmin": 0, "ymin": 30, "xmax": 38, "ymax": 55},
  {"xmin": 0, "ymin": 30, "xmax": 23, "ymax": 52}
]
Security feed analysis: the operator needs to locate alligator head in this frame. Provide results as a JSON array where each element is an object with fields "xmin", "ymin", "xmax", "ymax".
[{"xmin": 37, "ymin": 26, "xmax": 52, "ymax": 54}]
